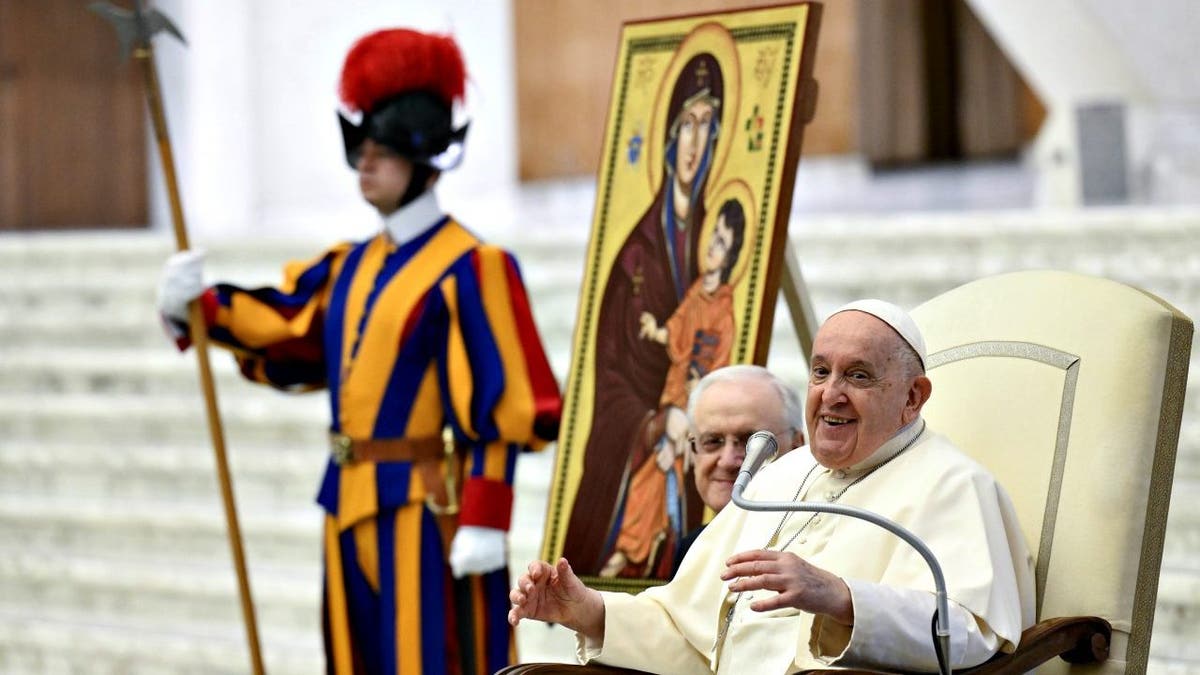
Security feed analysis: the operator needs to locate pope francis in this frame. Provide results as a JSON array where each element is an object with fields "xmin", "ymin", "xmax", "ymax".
[{"xmin": 508, "ymin": 299, "xmax": 1035, "ymax": 673}]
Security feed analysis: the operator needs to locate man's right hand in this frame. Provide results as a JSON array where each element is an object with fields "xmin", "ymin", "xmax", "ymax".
[
  {"xmin": 157, "ymin": 249, "xmax": 206, "ymax": 322},
  {"xmin": 508, "ymin": 558, "xmax": 606, "ymax": 641}
]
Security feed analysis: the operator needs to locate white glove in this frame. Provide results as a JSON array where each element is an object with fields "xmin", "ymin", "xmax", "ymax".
[
  {"xmin": 449, "ymin": 525, "xmax": 507, "ymax": 578},
  {"xmin": 157, "ymin": 248, "xmax": 206, "ymax": 322}
]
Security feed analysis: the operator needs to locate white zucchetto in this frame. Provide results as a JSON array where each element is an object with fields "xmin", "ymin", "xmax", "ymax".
[{"xmin": 830, "ymin": 299, "xmax": 927, "ymax": 370}]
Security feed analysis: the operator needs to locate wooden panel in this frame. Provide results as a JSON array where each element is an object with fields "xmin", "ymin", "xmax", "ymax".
[
  {"xmin": 513, "ymin": 0, "xmax": 858, "ymax": 180},
  {"xmin": 956, "ymin": 0, "xmax": 1021, "ymax": 157},
  {"xmin": 806, "ymin": 0, "xmax": 857, "ymax": 155},
  {"xmin": 856, "ymin": 0, "xmax": 928, "ymax": 164},
  {"xmin": 0, "ymin": 1, "xmax": 21, "ymax": 228},
  {"xmin": 0, "ymin": 0, "xmax": 146, "ymax": 230},
  {"xmin": 1016, "ymin": 67, "xmax": 1047, "ymax": 145},
  {"xmin": 856, "ymin": 0, "xmax": 1039, "ymax": 166}
]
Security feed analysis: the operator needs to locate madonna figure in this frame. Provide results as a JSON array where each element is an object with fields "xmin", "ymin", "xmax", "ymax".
[{"xmin": 563, "ymin": 52, "xmax": 724, "ymax": 575}]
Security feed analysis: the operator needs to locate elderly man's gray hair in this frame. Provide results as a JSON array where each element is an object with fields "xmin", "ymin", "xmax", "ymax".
[{"xmin": 686, "ymin": 364, "xmax": 803, "ymax": 431}]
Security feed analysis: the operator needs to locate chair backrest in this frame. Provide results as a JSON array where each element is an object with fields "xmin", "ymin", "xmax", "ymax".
[{"xmin": 910, "ymin": 270, "xmax": 1192, "ymax": 675}]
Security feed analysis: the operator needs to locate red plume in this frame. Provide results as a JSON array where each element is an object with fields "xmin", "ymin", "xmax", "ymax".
[{"xmin": 338, "ymin": 29, "xmax": 466, "ymax": 114}]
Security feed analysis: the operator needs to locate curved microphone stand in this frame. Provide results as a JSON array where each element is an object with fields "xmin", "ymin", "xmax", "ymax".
[{"xmin": 731, "ymin": 431, "xmax": 952, "ymax": 675}]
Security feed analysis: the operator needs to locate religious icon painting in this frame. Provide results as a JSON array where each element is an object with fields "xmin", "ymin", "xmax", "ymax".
[{"xmin": 543, "ymin": 3, "xmax": 822, "ymax": 593}]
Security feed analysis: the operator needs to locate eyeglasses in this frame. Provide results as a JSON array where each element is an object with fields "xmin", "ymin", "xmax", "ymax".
[
  {"xmin": 689, "ymin": 431, "xmax": 754, "ymax": 455},
  {"xmin": 689, "ymin": 428, "xmax": 796, "ymax": 455}
]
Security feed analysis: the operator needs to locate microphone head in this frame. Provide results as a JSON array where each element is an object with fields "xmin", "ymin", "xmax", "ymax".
[{"xmin": 742, "ymin": 430, "xmax": 778, "ymax": 477}]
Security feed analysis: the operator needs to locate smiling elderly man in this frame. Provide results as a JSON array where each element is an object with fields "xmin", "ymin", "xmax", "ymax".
[
  {"xmin": 672, "ymin": 365, "xmax": 805, "ymax": 573},
  {"xmin": 509, "ymin": 299, "xmax": 1035, "ymax": 673}
]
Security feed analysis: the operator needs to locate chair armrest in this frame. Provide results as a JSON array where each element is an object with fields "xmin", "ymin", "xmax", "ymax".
[{"xmin": 962, "ymin": 615, "xmax": 1111, "ymax": 674}]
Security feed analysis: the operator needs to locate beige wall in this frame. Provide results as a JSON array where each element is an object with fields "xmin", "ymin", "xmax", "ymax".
[
  {"xmin": 513, "ymin": 0, "xmax": 859, "ymax": 180},
  {"xmin": 514, "ymin": 0, "xmax": 1044, "ymax": 180}
]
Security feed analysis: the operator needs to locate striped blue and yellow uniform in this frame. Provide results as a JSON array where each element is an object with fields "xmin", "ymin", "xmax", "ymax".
[{"xmin": 190, "ymin": 216, "xmax": 561, "ymax": 675}]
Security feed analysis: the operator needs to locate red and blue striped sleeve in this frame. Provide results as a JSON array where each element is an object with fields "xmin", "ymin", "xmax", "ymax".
[
  {"xmin": 196, "ymin": 243, "xmax": 351, "ymax": 391},
  {"xmin": 440, "ymin": 245, "xmax": 562, "ymax": 531}
]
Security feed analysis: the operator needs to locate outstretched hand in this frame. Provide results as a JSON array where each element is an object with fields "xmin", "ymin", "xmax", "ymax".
[
  {"xmin": 508, "ymin": 558, "xmax": 606, "ymax": 640},
  {"xmin": 721, "ymin": 549, "xmax": 854, "ymax": 625}
]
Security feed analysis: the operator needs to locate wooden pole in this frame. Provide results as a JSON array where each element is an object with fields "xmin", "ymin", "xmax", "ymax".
[
  {"xmin": 780, "ymin": 243, "xmax": 817, "ymax": 362},
  {"xmin": 134, "ymin": 44, "xmax": 266, "ymax": 675}
]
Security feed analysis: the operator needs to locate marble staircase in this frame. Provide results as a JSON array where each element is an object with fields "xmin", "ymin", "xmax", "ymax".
[{"xmin": 0, "ymin": 205, "xmax": 1197, "ymax": 673}]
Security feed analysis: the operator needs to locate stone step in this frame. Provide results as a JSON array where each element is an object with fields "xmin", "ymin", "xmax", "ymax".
[
  {"xmin": 0, "ymin": 492, "xmax": 320, "ymax": 565},
  {"xmin": 1176, "ymin": 417, "xmax": 1200, "ymax": 465},
  {"xmin": 0, "ymin": 232, "xmax": 583, "ymax": 299},
  {"xmin": 0, "ymin": 274, "xmax": 585, "ymax": 344},
  {"xmin": 0, "ymin": 439, "xmax": 325, "ymax": 505},
  {"xmin": 0, "ymin": 454, "xmax": 553, "ymax": 565},
  {"xmin": 1152, "ymin": 566, "xmax": 1200, "ymax": 666},
  {"xmin": 0, "ymin": 342, "xmax": 528, "ymax": 401},
  {"xmin": 0, "ymin": 272, "xmax": 583, "ymax": 369},
  {"xmin": 1164, "ymin": 480, "xmax": 1200, "ymax": 570},
  {"xmin": 0, "ymin": 311, "xmax": 165, "ymax": 349},
  {"xmin": 1147, "ymin": 646, "xmax": 1200, "ymax": 672},
  {"xmin": 0, "ymin": 346, "xmax": 258, "ymax": 396},
  {"xmin": 0, "ymin": 437, "xmax": 551, "ymax": 519},
  {"xmin": 0, "ymin": 322, "xmax": 578, "ymax": 394},
  {"xmin": 0, "ymin": 605, "xmax": 322, "ymax": 675},
  {"xmin": 0, "ymin": 391, "xmax": 327, "ymax": 446},
  {"xmin": 0, "ymin": 544, "xmax": 320, "ymax": 637}
]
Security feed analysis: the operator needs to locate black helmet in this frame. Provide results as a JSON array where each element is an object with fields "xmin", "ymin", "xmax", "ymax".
[{"xmin": 337, "ymin": 29, "xmax": 469, "ymax": 171}]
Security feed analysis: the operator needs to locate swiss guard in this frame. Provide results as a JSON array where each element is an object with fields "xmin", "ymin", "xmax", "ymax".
[{"xmin": 156, "ymin": 27, "xmax": 562, "ymax": 675}]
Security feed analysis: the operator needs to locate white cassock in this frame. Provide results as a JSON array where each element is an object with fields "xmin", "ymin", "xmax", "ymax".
[{"xmin": 579, "ymin": 419, "xmax": 1036, "ymax": 673}]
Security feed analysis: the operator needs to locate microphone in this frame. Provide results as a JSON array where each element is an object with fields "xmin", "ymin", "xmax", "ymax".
[
  {"xmin": 732, "ymin": 430, "xmax": 777, "ymax": 495},
  {"xmin": 730, "ymin": 440, "xmax": 952, "ymax": 675}
]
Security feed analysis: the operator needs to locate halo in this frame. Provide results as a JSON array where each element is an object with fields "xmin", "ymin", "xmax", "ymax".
[
  {"xmin": 645, "ymin": 22, "xmax": 741, "ymax": 197},
  {"xmin": 697, "ymin": 178, "xmax": 757, "ymax": 290}
]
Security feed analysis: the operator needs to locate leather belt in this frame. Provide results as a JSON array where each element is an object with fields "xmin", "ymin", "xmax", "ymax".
[
  {"xmin": 329, "ymin": 433, "xmax": 445, "ymax": 466},
  {"xmin": 329, "ymin": 431, "xmax": 462, "ymax": 529}
]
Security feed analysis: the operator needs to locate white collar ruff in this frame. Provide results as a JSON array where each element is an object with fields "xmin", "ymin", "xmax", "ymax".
[{"xmin": 381, "ymin": 190, "xmax": 443, "ymax": 245}]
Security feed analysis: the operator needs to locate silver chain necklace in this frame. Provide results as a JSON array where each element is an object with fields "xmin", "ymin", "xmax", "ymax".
[{"xmin": 713, "ymin": 422, "xmax": 925, "ymax": 654}]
